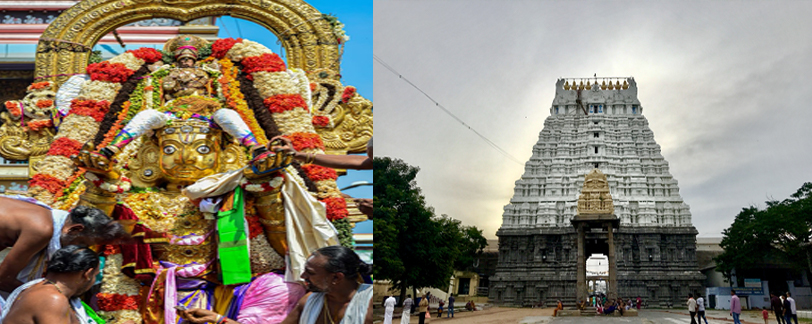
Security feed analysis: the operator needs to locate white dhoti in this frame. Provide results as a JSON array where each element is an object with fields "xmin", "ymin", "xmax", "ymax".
[{"xmin": 300, "ymin": 284, "xmax": 373, "ymax": 324}]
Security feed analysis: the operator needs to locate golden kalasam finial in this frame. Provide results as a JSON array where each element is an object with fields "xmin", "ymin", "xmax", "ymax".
[
  {"xmin": 622, "ymin": 80, "xmax": 629, "ymax": 89},
  {"xmin": 601, "ymin": 81, "xmax": 607, "ymax": 90},
  {"xmin": 163, "ymin": 35, "xmax": 210, "ymax": 62},
  {"xmin": 616, "ymin": 81, "xmax": 621, "ymax": 89},
  {"xmin": 579, "ymin": 81, "xmax": 584, "ymax": 90},
  {"xmin": 608, "ymin": 81, "xmax": 614, "ymax": 90},
  {"xmin": 564, "ymin": 81, "xmax": 570, "ymax": 90},
  {"xmin": 586, "ymin": 81, "xmax": 592, "ymax": 90}
]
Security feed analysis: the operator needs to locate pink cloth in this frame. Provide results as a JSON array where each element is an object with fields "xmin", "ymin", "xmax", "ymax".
[{"xmin": 237, "ymin": 273, "xmax": 306, "ymax": 324}]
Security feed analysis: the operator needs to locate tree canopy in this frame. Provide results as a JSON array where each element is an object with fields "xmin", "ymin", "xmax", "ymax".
[
  {"xmin": 374, "ymin": 157, "xmax": 488, "ymax": 301},
  {"xmin": 715, "ymin": 182, "xmax": 812, "ymax": 281}
]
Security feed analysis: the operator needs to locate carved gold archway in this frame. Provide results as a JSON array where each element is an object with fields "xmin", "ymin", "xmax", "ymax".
[
  {"xmin": 28, "ymin": 0, "xmax": 371, "ymax": 156},
  {"xmin": 36, "ymin": 0, "xmax": 342, "ymax": 84}
]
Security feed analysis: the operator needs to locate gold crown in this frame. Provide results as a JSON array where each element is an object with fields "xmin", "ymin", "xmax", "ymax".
[
  {"xmin": 157, "ymin": 119, "xmax": 222, "ymax": 145},
  {"xmin": 164, "ymin": 35, "xmax": 209, "ymax": 60}
]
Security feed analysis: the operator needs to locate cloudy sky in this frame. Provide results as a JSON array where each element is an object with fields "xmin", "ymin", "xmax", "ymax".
[{"xmin": 374, "ymin": 1, "xmax": 812, "ymax": 239}]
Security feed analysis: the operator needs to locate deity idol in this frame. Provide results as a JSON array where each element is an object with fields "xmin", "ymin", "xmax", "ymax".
[{"xmin": 30, "ymin": 35, "xmax": 348, "ymax": 324}]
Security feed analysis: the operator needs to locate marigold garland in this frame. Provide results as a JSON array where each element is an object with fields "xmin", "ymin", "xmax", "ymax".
[
  {"xmin": 26, "ymin": 119, "xmax": 53, "ymax": 131},
  {"xmin": 322, "ymin": 197, "xmax": 348, "ymax": 221},
  {"xmin": 97, "ymin": 293, "xmax": 140, "ymax": 311},
  {"xmin": 218, "ymin": 59, "xmax": 269, "ymax": 144},
  {"xmin": 47, "ymin": 137, "xmax": 84, "ymax": 158},
  {"xmin": 69, "ymin": 99, "xmax": 111, "ymax": 122},
  {"xmin": 263, "ymin": 94, "xmax": 307, "ymax": 114},
  {"xmin": 36, "ymin": 99, "xmax": 54, "ymax": 108},
  {"xmin": 86, "ymin": 61, "xmax": 135, "ymax": 83},
  {"xmin": 309, "ymin": 83, "xmax": 317, "ymax": 92},
  {"xmin": 286, "ymin": 132, "xmax": 325, "ymax": 151},
  {"xmin": 100, "ymin": 101, "xmax": 131, "ymax": 147},
  {"xmin": 311, "ymin": 116, "xmax": 330, "ymax": 128},
  {"xmin": 126, "ymin": 47, "xmax": 162, "ymax": 64},
  {"xmin": 5, "ymin": 101, "xmax": 21, "ymax": 117},
  {"xmin": 241, "ymin": 53, "xmax": 286, "ymax": 79},
  {"xmin": 212, "ymin": 38, "xmax": 243, "ymax": 59},
  {"xmin": 28, "ymin": 81, "xmax": 52, "ymax": 91},
  {"xmin": 30, "ymin": 174, "xmax": 67, "ymax": 194},
  {"xmin": 300, "ymin": 164, "xmax": 338, "ymax": 182},
  {"xmin": 54, "ymin": 170, "xmax": 85, "ymax": 200},
  {"xmin": 102, "ymin": 244, "xmax": 121, "ymax": 257}
]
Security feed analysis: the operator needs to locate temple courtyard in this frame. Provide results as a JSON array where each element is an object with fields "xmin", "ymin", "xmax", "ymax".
[{"xmin": 375, "ymin": 307, "xmax": 785, "ymax": 323}]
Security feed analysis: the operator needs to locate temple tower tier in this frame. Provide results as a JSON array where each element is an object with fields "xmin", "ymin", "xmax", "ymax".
[{"xmin": 490, "ymin": 77, "xmax": 704, "ymax": 307}]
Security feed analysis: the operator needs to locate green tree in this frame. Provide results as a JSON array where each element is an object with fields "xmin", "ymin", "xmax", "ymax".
[
  {"xmin": 715, "ymin": 182, "xmax": 812, "ymax": 282},
  {"xmin": 374, "ymin": 157, "xmax": 489, "ymax": 304}
]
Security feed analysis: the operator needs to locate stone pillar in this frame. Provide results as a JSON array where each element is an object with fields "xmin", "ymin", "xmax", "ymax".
[
  {"xmin": 607, "ymin": 222, "xmax": 618, "ymax": 300},
  {"xmin": 576, "ymin": 223, "xmax": 587, "ymax": 303}
]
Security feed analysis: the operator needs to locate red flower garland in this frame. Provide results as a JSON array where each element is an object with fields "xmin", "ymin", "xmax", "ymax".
[
  {"xmin": 28, "ymin": 81, "xmax": 52, "ymax": 91},
  {"xmin": 241, "ymin": 53, "xmax": 286, "ymax": 79},
  {"xmin": 286, "ymin": 132, "xmax": 325, "ymax": 151},
  {"xmin": 69, "ymin": 99, "xmax": 110, "ymax": 122},
  {"xmin": 30, "ymin": 174, "xmax": 67, "ymax": 194},
  {"xmin": 5, "ymin": 101, "xmax": 21, "ymax": 117},
  {"xmin": 126, "ymin": 47, "xmax": 163, "ymax": 64},
  {"xmin": 211, "ymin": 37, "xmax": 243, "ymax": 59},
  {"xmin": 97, "ymin": 293, "xmax": 140, "ymax": 311},
  {"xmin": 48, "ymin": 137, "xmax": 84, "ymax": 158},
  {"xmin": 311, "ymin": 116, "xmax": 330, "ymax": 128},
  {"xmin": 309, "ymin": 83, "xmax": 317, "ymax": 92},
  {"xmin": 301, "ymin": 164, "xmax": 338, "ymax": 182},
  {"xmin": 245, "ymin": 215, "xmax": 264, "ymax": 239},
  {"xmin": 86, "ymin": 61, "xmax": 135, "ymax": 83},
  {"xmin": 341, "ymin": 86, "xmax": 356, "ymax": 103},
  {"xmin": 322, "ymin": 197, "xmax": 348, "ymax": 221},
  {"xmin": 263, "ymin": 94, "xmax": 307, "ymax": 114},
  {"xmin": 36, "ymin": 99, "xmax": 53, "ymax": 108},
  {"xmin": 27, "ymin": 119, "xmax": 53, "ymax": 131}
]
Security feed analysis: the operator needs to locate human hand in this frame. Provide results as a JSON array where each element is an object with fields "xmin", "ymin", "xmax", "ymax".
[
  {"xmin": 179, "ymin": 308, "xmax": 219, "ymax": 324},
  {"xmin": 70, "ymin": 142, "xmax": 120, "ymax": 180},
  {"xmin": 268, "ymin": 136, "xmax": 297, "ymax": 156},
  {"xmin": 355, "ymin": 198, "xmax": 373, "ymax": 218}
]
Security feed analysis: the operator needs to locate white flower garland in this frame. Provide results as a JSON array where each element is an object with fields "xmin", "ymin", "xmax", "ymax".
[
  {"xmin": 288, "ymin": 68, "xmax": 313, "ymax": 110},
  {"xmin": 274, "ymin": 109, "xmax": 315, "ymax": 135},
  {"xmin": 250, "ymin": 233, "xmax": 285, "ymax": 273},
  {"xmin": 227, "ymin": 40, "xmax": 272, "ymax": 62},
  {"xmin": 108, "ymin": 52, "xmax": 146, "ymax": 72},
  {"xmin": 252, "ymin": 71, "xmax": 299, "ymax": 98},
  {"xmin": 52, "ymin": 115, "xmax": 100, "ymax": 143},
  {"xmin": 77, "ymin": 81, "xmax": 122, "ymax": 102}
]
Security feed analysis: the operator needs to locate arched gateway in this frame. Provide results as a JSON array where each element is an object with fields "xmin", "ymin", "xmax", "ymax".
[{"xmin": 36, "ymin": 0, "xmax": 342, "ymax": 85}]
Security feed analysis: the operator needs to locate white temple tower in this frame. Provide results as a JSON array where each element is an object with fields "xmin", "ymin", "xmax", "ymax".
[{"xmin": 490, "ymin": 78, "xmax": 704, "ymax": 307}]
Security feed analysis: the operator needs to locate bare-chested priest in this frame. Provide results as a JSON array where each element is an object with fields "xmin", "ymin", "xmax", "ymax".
[{"xmin": 0, "ymin": 196, "xmax": 127, "ymax": 294}]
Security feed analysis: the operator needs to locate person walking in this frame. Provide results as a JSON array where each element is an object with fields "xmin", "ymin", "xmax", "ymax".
[
  {"xmin": 697, "ymin": 293, "xmax": 709, "ymax": 324},
  {"xmin": 418, "ymin": 292, "xmax": 429, "ymax": 324},
  {"xmin": 384, "ymin": 295, "xmax": 396, "ymax": 324},
  {"xmin": 687, "ymin": 293, "xmax": 698, "ymax": 324},
  {"xmin": 731, "ymin": 289, "xmax": 742, "ymax": 324},
  {"xmin": 783, "ymin": 293, "xmax": 793, "ymax": 324},
  {"xmin": 447, "ymin": 294, "xmax": 455, "ymax": 318},
  {"xmin": 401, "ymin": 295, "xmax": 413, "ymax": 324},
  {"xmin": 771, "ymin": 292, "xmax": 785, "ymax": 324},
  {"xmin": 637, "ymin": 296, "xmax": 642, "ymax": 310},
  {"xmin": 787, "ymin": 292, "xmax": 798, "ymax": 324}
]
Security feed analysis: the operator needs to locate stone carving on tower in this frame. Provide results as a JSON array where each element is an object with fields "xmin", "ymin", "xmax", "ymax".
[
  {"xmin": 490, "ymin": 77, "xmax": 704, "ymax": 308},
  {"xmin": 576, "ymin": 169, "xmax": 614, "ymax": 216}
]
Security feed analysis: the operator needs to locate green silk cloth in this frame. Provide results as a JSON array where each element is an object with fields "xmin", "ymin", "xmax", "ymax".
[
  {"xmin": 217, "ymin": 186, "xmax": 252, "ymax": 285},
  {"xmin": 81, "ymin": 301, "xmax": 105, "ymax": 324}
]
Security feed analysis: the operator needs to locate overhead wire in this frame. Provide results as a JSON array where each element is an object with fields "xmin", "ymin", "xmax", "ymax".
[{"xmin": 373, "ymin": 54, "xmax": 524, "ymax": 166}]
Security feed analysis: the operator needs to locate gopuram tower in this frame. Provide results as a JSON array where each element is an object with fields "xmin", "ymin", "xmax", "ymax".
[{"xmin": 490, "ymin": 78, "xmax": 704, "ymax": 307}]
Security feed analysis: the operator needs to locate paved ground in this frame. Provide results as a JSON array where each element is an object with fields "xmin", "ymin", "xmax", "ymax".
[{"xmin": 376, "ymin": 307, "xmax": 787, "ymax": 324}]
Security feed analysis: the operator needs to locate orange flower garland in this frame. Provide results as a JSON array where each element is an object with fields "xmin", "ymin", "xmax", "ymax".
[
  {"xmin": 263, "ymin": 94, "xmax": 308, "ymax": 114},
  {"xmin": 47, "ymin": 137, "xmax": 84, "ymax": 158},
  {"xmin": 300, "ymin": 164, "xmax": 338, "ymax": 182},
  {"xmin": 30, "ymin": 174, "xmax": 67, "ymax": 194},
  {"xmin": 311, "ymin": 116, "xmax": 330, "ymax": 128},
  {"xmin": 287, "ymin": 132, "xmax": 325, "ymax": 151},
  {"xmin": 99, "ymin": 101, "xmax": 131, "ymax": 148},
  {"xmin": 218, "ymin": 59, "xmax": 269, "ymax": 144},
  {"xmin": 322, "ymin": 197, "xmax": 349, "ymax": 221},
  {"xmin": 26, "ymin": 119, "xmax": 53, "ymax": 131},
  {"xmin": 27, "ymin": 81, "xmax": 52, "ymax": 91},
  {"xmin": 36, "ymin": 99, "xmax": 54, "ymax": 108},
  {"xmin": 5, "ymin": 101, "xmax": 21, "ymax": 117},
  {"xmin": 69, "ymin": 99, "xmax": 111, "ymax": 122},
  {"xmin": 126, "ymin": 48, "xmax": 162, "ymax": 64},
  {"xmin": 212, "ymin": 38, "xmax": 243, "ymax": 59},
  {"xmin": 341, "ymin": 86, "xmax": 356, "ymax": 103}
]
